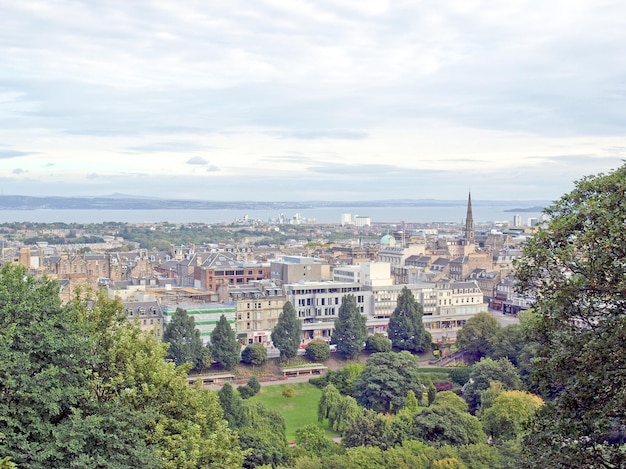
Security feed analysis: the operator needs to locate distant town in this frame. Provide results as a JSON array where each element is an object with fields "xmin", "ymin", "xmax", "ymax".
[{"xmin": 1, "ymin": 193, "xmax": 540, "ymax": 347}]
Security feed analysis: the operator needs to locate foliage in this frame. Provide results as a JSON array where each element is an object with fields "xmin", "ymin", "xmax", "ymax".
[
  {"xmin": 342, "ymin": 410, "xmax": 391, "ymax": 449},
  {"xmin": 318, "ymin": 384, "xmax": 362, "ymax": 432},
  {"xmin": 219, "ymin": 382, "xmax": 247, "ymax": 428},
  {"xmin": 163, "ymin": 307, "xmax": 206, "ymax": 369},
  {"xmin": 449, "ymin": 367, "xmax": 472, "ymax": 386},
  {"xmin": 241, "ymin": 343, "xmax": 268, "ymax": 366},
  {"xmin": 295, "ymin": 424, "xmax": 334, "ymax": 458},
  {"xmin": 455, "ymin": 312, "xmax": 500, "ymax": 361},
  {"xmin": 247, "ymin": 376, "xmax": 261, "ymax": 394},
  {"xmin": 410, "ymin": 407, "xmax": 486, "ymax": 447},
  {"xmin": 353, "ymin": 351, "xmax": 424, "ymax": 414},
  {"xmin": 515, "ymin": 165, "xmax": 626, "ymax": 468},
  {"xmin": 479, "ymin": 390, "xmax": 543, "ymax": 443},
  {"xmin": 427, "ymin": 382, "xmax": 438, "ymax": 405},
  {"xmin": 489, "ymin": 324, "xmax": 525, "ymax": 367},
  {"xmin": 310, "ymin": 363, "xmax": 365, "ymax": 395},
  {"xmin": 432, "ymin": 391, "xmax": 470, "ymax": 414},
  {"xmin": 434, "ymin": 382, "xmax": 455, "ymax": 392},
  {"xmin": 387, "ymin": 287, "xmax": 431, "ymax": 353},
  {"xmin": 0, "ymin": 265, "xmax": 244, "ymax": 468},
  {"xmin": 272, "ymin": 301, "xmax": 302, "ymax": 361},
  {"xmin": 463, "ymin": 357, "xmax": 522, "ymax": 414},
  {"xmin": 210, "ymin": 314, "xmax": 241, "ymax": 369},
  {"xmin": 331, "ymin": 295, "xmax": 367, "ymax": 360},
  {"xmin": 239, "ymin": 401, "xmax": 290, "ymax": 469},
  {"xmin": 283, "ymin": 386, "xmax": 296, "ymax": 398},
  {"xmin": 239, "ymin": 384, "xmax": 255, "ymax": 400},
  {"xmin": 305, "ymin": 340, "xmax": 330, "ymax": 362},
  {"xmin": 365, "ymin": 332, "xmax": 392, "ymax": 353}
]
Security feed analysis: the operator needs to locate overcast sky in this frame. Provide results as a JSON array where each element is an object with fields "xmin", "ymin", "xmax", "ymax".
[{"xmin": 1, "ymin": 0, "xmax": 625, "ymax": 202}]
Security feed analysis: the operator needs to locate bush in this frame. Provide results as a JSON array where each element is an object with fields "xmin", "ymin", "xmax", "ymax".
[
  {"xmin": 282, "ymin": 386, "xmax": 295, "ymax": 398},
  {"xmin": 238, "ymin": 377, "xmax": 261, "ymax": 399},
  {"xmin": 247, "ymin": 376, "xmax": 261, "ymax": 395},
  {"xmin": 449, "ymin": 367, "xmax": 472, "ymax": 386},
  {"xmin": 241, "ymin": 343, "xmax": 268, "ymax": 366},
  {"xmin": 434, "ymin": 382, "xmax": 455, "ymax": 392},
  {"xmin": 365, "ymin": 333, "xmax": 392, "ymax": 353},
  {"xmin": 305, "ymin": 340, "xmax": 330, "ymax": 362},
  {"xmin": 239, "ymin": 385, "xmax": 255, "ymax": 399}
]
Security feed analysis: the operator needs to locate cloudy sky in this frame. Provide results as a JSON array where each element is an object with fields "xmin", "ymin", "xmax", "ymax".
[{"xmin": 1, "ymin": 0, "xmax": 625, "ymax": 202}]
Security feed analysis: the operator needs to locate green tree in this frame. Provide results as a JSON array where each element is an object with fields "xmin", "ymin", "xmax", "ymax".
[
  {"xmin": 218, "ymin": 382, "xmax": 247, "ymax": 428},
  {"xmin": 353, "ymin": 351, "xmax": 424, "ymax": 414},
  {"xmin": 456, "ymin": 312, "xmax": 500, "ymax": 361},
  {"xmin": 0, "ymin": 265, "xmax": 96, "ymax": 468},
  {"xmin": 480, "ymin": 390, "xmax": 543, "ymax": 443},
  {"xmin": 163, "ymin": 307, "xmax": 205, "ymax": 368},
  {"xmin": 0, "ymin": 267, "xmax": 244, "ymax": 468},
  {"xmin": 410, "ymin": 406, "xmax": 486, "ymax": 447},
  {"xmin": 365, "ymin": 332, "xmax": 392, "ymax": 353},
  {"xmin": 388, "ymin": 287, "xmax": 431, "ymax": 353},
  {"xmin": 331, "ymin": 294, "xmax": 367, "ymax": 360},
  {"xmin": 305, "ymin": 340, "xmax": 330, "ymax": 361},
  {"xmin": 318, "ymin": 384, "xmax": 362, "ymax": 432},
  {"xmin": 295, "ymin": 424, "xmax": 334, "ymax": 457},
  {"xmin": 241, "ymin": 343, "xmax": 268, "ymax": 366},
  {"xmin": 342, "ymin": 410, "xmax": 390, "ymax": 449},
  {"xmin": 515, "ymin": 164, "xmax": 626, "ymax": 468},
  {"xmin": 238, "ymin": 401, "xmax": 290, "ymax": 468},
  {"xmin": 271, "ymin": 301, "xmax": 302, "ymax": 361},
  {"xmin": 210, "ymin": 314, "xmax": 241, "ymax": 369},
  {"xmin": 463, "ymin": 358, "xmax": 522, "ymax": 414}
]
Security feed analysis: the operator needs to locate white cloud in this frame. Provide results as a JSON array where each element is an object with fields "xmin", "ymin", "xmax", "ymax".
[{"xmin": 0, "ymin": 0, "xmax": 625, "ymax": 201}]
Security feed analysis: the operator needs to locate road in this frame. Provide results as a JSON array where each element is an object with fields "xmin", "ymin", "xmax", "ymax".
[{"xmin": 488, "ymin": 308, "xmax": 520, "ymax": 327}]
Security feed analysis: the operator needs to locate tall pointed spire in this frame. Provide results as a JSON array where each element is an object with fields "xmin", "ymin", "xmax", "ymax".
[{"xmin": 465, "ymin": 192, "xmax": 474, "ymax": 245}]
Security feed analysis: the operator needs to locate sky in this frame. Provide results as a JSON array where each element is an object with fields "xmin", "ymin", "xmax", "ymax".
[{"xmin": 1, "ymin": 0, "xmax": 625, "ymax": 202}]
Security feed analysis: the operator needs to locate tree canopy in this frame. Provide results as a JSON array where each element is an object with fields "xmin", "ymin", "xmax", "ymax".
[
  {"xmin": 163, "ymin": 307, "xmax": 207, "ymax": 369},
  {"xmin": 271, "ymin": 301, "xmax": 302, "ymax": 361},
  {"xmin": 353, "ymin": 351, "xmax": 424, "ymax": 414},
  {"xmin": 331, "ymin": 295, "xmax": 367, "ymax": 360},
  {"xmin": 455, "ymin": 312, "xmax": 500, "ymax": 361},
  {"xmin": 387, "ymin": 287, "xmax": 431, "ymax": 353},
  {"xmin": 0, "ymin": 264, "xmax": 243, "ymax": 468},
  {"xmin": 515, "ymin": 164, "xmax": 626, "ymax": 468},
  {"xmin": 210, "ymin": 314, "xmax": 241, "ymax": 370}
]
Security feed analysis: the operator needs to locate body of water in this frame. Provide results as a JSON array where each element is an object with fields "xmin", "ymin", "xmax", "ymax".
[{"xmin": 0, "ymin": 205, "xmax": 546, "ymax": 225}]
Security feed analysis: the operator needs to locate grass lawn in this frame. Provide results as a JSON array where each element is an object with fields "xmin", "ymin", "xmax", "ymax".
[{"xmin": 249, "ymin": 382, "xmax": 338, "ymax": 442}]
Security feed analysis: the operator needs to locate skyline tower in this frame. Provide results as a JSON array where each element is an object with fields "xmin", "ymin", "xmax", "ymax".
[{"xmin": 465, "ymin": 192, "xmax": 475, "ymax": 246}]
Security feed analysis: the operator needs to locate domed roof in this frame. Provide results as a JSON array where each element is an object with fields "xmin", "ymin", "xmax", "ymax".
[{"xmin": 380, "ymin": 234, "xmax": 395, "ymax": 246}]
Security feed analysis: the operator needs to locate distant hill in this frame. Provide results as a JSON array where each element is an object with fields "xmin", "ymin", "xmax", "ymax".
[{"xmin": 0, "ymin": 195, "xmax": 550, "ymax": 211}]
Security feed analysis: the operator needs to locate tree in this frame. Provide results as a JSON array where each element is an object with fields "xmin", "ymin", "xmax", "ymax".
[
  {"xmin": 480, "ymin": 390, "xmax": 544, "ymax": 443},
  {"xmin": 410, "ymin": 406, "xmax": 486, "ymax": 447},
  {"xmin": 331, "ymin": 295, "xmax": 367, "ymax": 360},
  {"xmin": 0, "ymin": 266, "xmax": 244, "ymax": 468},
  {"xmin": 271, "ymin": 301, "xmax": 302, "ymax": 361},
  {"xmin": 353, "ymin": 351, "xmax": 425, "ymax": 414},
  {"xmin": 163, "ymin": 307, "xmax": 205, "ymax": 368},
  {"xmin": 388, "ymin": 287, "xmax": 431, "ymax": 353},
  {"xmin": 295, "ymin": 424, "xmax": 334, "ymax": 457},
  {"xmin": 210, "ymin": 314, "xmax": 241, "ymax": 369},
  {"xmin": 241, "ymin": 343, "xmax": 268, "ymax": 366},
  {"xmin": 365, "ymin": 332, "xmax": 392, "ymax": 353},
  {"xmin": 515, "ymin": 164, "xmax": 626, "ymax": 468},
  {"xmin": 305, "ymin": 340, "xmax": 330, "ymax": 361},
  {"xmin": 318, "ymin": 384, "xmax": 362, "ymax": 432},
  {"xmin": 455, "ymin": 312, "xmax": 500, "ymax": 361},
  {"xmin": 463, "ymin": 357, "xmax": 522, "ymax": 414}
]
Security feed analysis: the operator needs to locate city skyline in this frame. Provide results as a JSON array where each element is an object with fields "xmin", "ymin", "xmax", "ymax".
[{"xmin": 1, "ymin": 1, "xmax": 625, "ymax": 201}]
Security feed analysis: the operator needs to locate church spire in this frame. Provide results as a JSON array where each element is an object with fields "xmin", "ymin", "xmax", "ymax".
[{"xmin": 465, "ymin": 192, "xmax": 474, "ymax": 245}]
